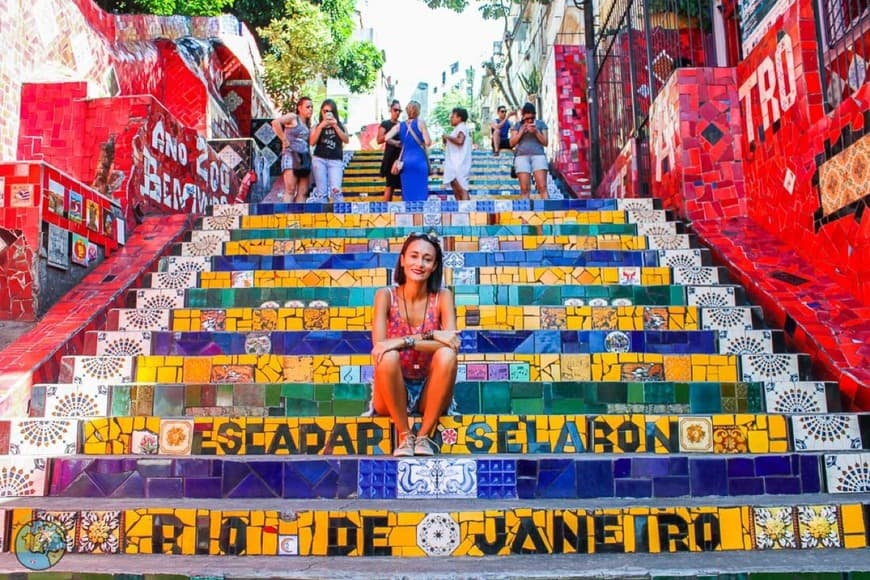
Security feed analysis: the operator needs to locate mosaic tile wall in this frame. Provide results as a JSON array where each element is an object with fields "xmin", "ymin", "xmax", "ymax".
[
  {"xmin": 553, "ymin": 45, "xmax": 592, "ymax": 196},
  {"xmin": 595, "ymin": 138, "xmax": 643, "ymax": 199}
]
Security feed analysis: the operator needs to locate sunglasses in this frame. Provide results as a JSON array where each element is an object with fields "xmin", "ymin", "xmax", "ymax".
[
  {"xmin": 408, "ymin": 232, "xmax": 440, "ymax": 245},
  {"xmin": 498, "ymin": 109, "xmax": 506, "ymax": 113},
  {"xmin": 391, "ymin": 108, "xmax": 401, "ymax": 112},
  {"xmin": 523, "ymin": 117, "xmax": 535, "ymax": 123}
]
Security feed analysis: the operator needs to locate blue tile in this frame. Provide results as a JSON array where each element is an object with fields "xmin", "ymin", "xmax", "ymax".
[
  {"xmin": 764, "ymin": 477, "xmax": 802, "ymax": 495},
  {"xmin": 755, "ymin": 455, "xmax": 791, "ymax": 477},
  {"xmin": 632, "ymin": 457, "xmax": 671, "ymax": 478},
  {"xmin": 689, "ymin": 458, "xmax": 727, "ymax": 496},
  {"xmin": 652, "ymin": 476, "xmax": 691, "ymax": 498},
  {"xmin": 613, "ymin": 458, "xmax": 631, "ymax": 478},
  {"xmin": 728, "ymin": 478, "xmax": 764, "ymax": 495},
  {"xmin": 575, "ymin": 460, "xmax": 614, "ymax": 498},
  {"xmin": 184, "ymin": 478, "xmax": 222, "ymax": 498},
  {"xmin": 727, "ymin": 457, "xmax": 755, "ymax": 477},
  {"xmin": 615, "ymin": 479, "xmax": 652, "ymax": 498},
  {"xmin": 799, "ymin": 454, "xmax": 822, "ymax": 493}
]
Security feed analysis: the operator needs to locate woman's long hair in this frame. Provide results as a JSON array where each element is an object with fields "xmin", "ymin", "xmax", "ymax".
[
  {"xmin": 318, "ymin": 98, "xmax": 341, "ymax": 123},
  {"xmin": 393, "ymin": 233, "xmax": 443, "ymax": 294}
]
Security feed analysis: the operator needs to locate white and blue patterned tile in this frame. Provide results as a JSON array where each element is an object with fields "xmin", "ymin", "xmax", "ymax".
[
  {"xmin": 646, "ymin": 234, "xmax": 691, "ymax": 250},
  {"xmin": 687, "ymin": 285, "xmax": 736, "ymax": 308},
  {"xmin": 422, "ymin": 212, "xmax": 442, "ymax": 227},
  {"xmin": 627, "ymin": 209, "xmax": 667, "ymax": 223},
  {"xmin": 416, "ymin": 513, "xmax": 460, "ymax": 556},
  {"xmin": 494, "ymin": 200, "xmax": 513, "ymax": 213},
  {"xmin": 741, "ymin": 354, "xmax": 800, "ymax": 382},
  {"xmin": 796, "ymin": 505, "xmax": 841, "ymax": 548},
  {"xmin": 161, "ymin": 256, "xmax": 210, "ymax": 274},
  {"xmin": 71, "ymin": 356, "xmax": 134, "ymax": 385},
  {"xmin": 9, "ymin": 419, "xmax": 78, "ymax": 456},
  {"xmin": 43, "ymin": 384, "xmax": 109, "ymax": 418},
  {"xmin": 478, "ymin": 236, "xmax": 499, "ymax": 252},
  {"xmin": 636, "ymin": 221, "xmax": 677, "ymax": 237},
  {"xmin": 451, "ymin": 267, "xmax": 477, "ymax": 286},
  {"xmin": 116, "ymin": 308, "xmax": 170, "ymax": 331},
  {"xmin": 443, "ymin": 252, "xmax": 465, "ymax": 269},
  {"xmin": 673, "ymin": 266, "xmax": 719, "ymax": 285},
  {"xmin": 824, "ymin": 453, "xmax": 870, "ymax": 493},
  {"xmin": 396, "ymin": 458, "xmax": 477, "ymax": 498},
  {"xmin": 150, "ymin": 271, "xmax": 196, "ymax": 290},
  {"xmin": 0, "ymin": 457, "xmax": 48, "ymax": 497},
  {"xmin": 134, "ymin": 289, "xmax": 185, "ymax": 310},
  {"xmin": 718, "ymin": 330, "xmax": 773, "ymax": 355},
  {"xmin": 617, "ymin": 198, "xmax": 654, "ymax": 211},
  {"xmin": 94, "ymin": 331, "xmax": 152, "ymax": 357},
  {"xmin": 394, "ymin": 213, "xmax": 414, "ymax": 227},
  {"xmin": 658, "ymin": 249, "xmax": 703, "ymax": 269},
  {"xmin": 791, "ymin": 414, "xmax": 863, "ymax": 451},
  {"xmin": 764, "ymin": 382, "xmax": 829, "ymax": 414},
  {"xmin": 701, "ymin": 307, "xmax": 753, "ymax": 331},
  {"xmin": 201, "ymin": 214, "xmax": 239, "ymax": 230}
]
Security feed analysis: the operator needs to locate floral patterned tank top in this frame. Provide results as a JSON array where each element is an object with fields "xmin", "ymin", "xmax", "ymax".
[{"xmin": 386, "ymin": 286, "xmax": 441, "ymax": 380}]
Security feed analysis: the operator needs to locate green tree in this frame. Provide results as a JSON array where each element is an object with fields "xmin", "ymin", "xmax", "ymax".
[
  {"xmin": 94, "ymin": 0, "xmax": 233, "ymax": 15},
  {"xmin": 431, "ymin": 89, "xmax": 481, "ymax": 145},
  {"xmin": 335, "ymin": 41, "xmax": 385, "ymax": 94}
]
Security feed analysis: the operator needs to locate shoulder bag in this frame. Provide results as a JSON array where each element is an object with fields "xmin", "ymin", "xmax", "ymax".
[{"xmin": 403, "ymin": 120, "xmax": 433, "ymax": 175}]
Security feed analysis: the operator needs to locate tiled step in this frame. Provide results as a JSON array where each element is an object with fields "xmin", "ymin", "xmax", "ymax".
[
  {"xmin": 132, "ymin": 284, "xmax": 740, "ymax": 310},
  {"xmin": 199, "ymin": 209, "xmax": 672, "ymax": 231},
  {"xmin": 175, "ymin": 233, "xmax": 694, "ymax": 257},
  {"xmin": 105, "ymin": 304, "xmax": 759, "ymax": 334},
  {"xmin": 205, "ymin": 197, "xmax": 659, "ymax": 216},
  {"xmin": 64, "ymin": 412, "xmax": 870, "ymax": 456},
  {"xmin": 195, "ymin": 222, "xmax": 683, "ymax": 244},
  {"xmin": 2, "ymin": 500, "xmax": 867, "ymax": 556},
  {"xmin": 83, "ymin": 329, "xmax": 773, "ymax": 357},
  {"xmin": 157, "ymin": 249, "xmax": 711, "ymax": 274},
  {"xmin": 30, "ymin": 381, "xmax": 842, "ymax": 419},
  {"xmin": 46, "ymin": 453, "xmax": 828, "ymax": 499},
  {"xmin": 58, "ymin": 352, "xmax": 812, "ymax": 385},
  {"xmin": 144, "ymin": 266, "xmax": 724, "ymax": 290}
]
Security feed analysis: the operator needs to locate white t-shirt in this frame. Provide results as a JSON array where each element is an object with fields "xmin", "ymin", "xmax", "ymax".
[{"xmin": 443, "ymin": 122, "xmax": 472, "ymax": 189}]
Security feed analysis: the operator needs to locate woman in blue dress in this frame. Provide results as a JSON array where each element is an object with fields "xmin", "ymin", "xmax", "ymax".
[{"xmin": 383, "ymin": 100, "xmax": 431, "ymax": 201}]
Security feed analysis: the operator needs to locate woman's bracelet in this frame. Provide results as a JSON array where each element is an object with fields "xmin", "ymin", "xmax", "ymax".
[
  {"xmin": 402, "ymin": 336, "xmax": 416, "ymax": 350},
  {"xmin": 421, "ymin": 330, "xmax": 434, "ymax": 341}
]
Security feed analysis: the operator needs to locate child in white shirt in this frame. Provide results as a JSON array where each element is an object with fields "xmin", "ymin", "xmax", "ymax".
[{"xmin": 442, "ymin": 107, "xmax": 472, "ymax": 200}]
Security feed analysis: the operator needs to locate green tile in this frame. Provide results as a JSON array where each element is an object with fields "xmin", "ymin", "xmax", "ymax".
[
  {"xmin": 551, "ymin": 399, "xmax": 589, "ymax": 414},
  {"xmin": 153, "ymin": 385, "xmax": 184, "ymax": 416},
  {"xmin": 334, "ymin": 383, "xmax": 369, "ymax": 401},
  {"xmin": 216, "ymin": 385, "xmax": 234, "ymax": 406},
  {"xmin": 626, "ymin": 382, "xmax": 645, "ymax": 403},
  {"xmin": 596, "ymin": 382, "xmax": 628, "ymax": 404},
  {"xmin": 264, "ymin": 384, "xmax": 282, "ymax": 407},
  {"xmin": 673, "ymin": 381, "xmax": 689, "ymax": 403},
  {"xmin": 284, "ymin": 398, "xmax": 319, "ymax": 416},
  {"xmin": 314, "ymin": 384, "xmax": 333, "ymax": 401},
  {"xmin": 184, "ymin": 385, "xmax": 202, "ymax": 407},
  {"xmin": 282, "ymin": 383, "xmax": 313, "ymax": 400},
  {"xmin": 333, "ymin": 400, "xmax": 366, "ymax": 415},
  {"xmin": 511, "ymin": 398, "xmax": 544, "ymax": 414},
  {"xmin": 110, "ymin": 385, "xmax": 132, "ymax": 416},
  {"xmin": 510, "ymin": 382, "xmax": 543, "ymax": 398},
  {"xmin": 480, "ymin": 383, "xmax": 510, "ymax": 413}
]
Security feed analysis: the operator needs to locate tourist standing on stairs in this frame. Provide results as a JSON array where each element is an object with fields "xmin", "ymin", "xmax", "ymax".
[
  {"xmin": 442, "ymin": 107, "xmax": 472, "ymax": 200},
  {"xmin": 377, "ymin": 99, "xmax": 403, "ymax": 201},
  {"xmin": 309, "ymin": 98, "xmax": 349, "ymax": 203},
  {"xmin": 382, "ymin": 100, "xmax": 431, "ymax": 201},
  {"xmin": 370, "ymin": 233, "xmax": 460, "ymax": 456},
  {"xmin": 510, "ymin": 102, "xmax": 549, "ymax": 199},
  {"xmin": 270, "ymin": 96, "xmax": 313, "ymax": 202},
  {"xmin": 490, "ymin": 105, "xmax": 511, "ymax": 156}
]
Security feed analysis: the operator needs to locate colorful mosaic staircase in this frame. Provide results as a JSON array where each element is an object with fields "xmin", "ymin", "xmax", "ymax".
[{"xmin": 2, "ymin": 150, "xmax": 869, "ymax": 571}]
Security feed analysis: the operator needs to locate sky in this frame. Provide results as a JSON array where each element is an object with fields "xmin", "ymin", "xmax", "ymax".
[{"xmin": 359, "ymin": 0, "xmax": 504, "ymax": 104}]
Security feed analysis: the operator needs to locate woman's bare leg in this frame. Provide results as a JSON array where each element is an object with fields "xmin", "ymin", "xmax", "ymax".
[
  {"xmin": 417, "ymin": 347, "xmax": 458, "ymax": 437},
  {"xmin": 533, "ymin": 169, "xmax": 548, "ymax": 199},
  {"xmin": 371, "ymin": 350, "xmax": 411, "ymax": 440},
  {"xmin": 282, "ymin": 170, "xmax": 297, "ymax": 202},
  {"xmin": 517, "ymin": 172, "xmax": 532, "ymax": 197},
  {"xmin": 293, "ymin": 175, "xmax": 310, "ymax": 203}
]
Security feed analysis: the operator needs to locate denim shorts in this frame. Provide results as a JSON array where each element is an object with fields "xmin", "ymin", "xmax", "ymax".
[
  {"xmin": 514, "ymin": 154, "xmax": 548, "ymax": 173},
  {"xmin": 364, "ymin": 376, "xmax": 459, "ymax": 417}
]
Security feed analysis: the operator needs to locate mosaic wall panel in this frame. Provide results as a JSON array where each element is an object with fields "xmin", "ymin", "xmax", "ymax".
[
  {"xmin": 8, "ymin": 504, "xmax": 868, "ymax": 556},
  {"xmin": 552, "ymin": 45, "xmax": 592, "ymax": 196}
]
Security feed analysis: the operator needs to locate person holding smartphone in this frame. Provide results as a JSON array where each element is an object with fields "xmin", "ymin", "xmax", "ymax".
[
  {"xmin": 509, "ymin": 102, "xmax": 549, "ymax": 198},
  {"xmin": 309, "ymin": 99, "xmax": 349, "ymax": 203}
]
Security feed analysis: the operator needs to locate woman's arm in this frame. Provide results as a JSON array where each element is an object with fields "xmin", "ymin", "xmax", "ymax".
[
  {"xmin": 509, "ymin": 123, "xmax": 522, "ymax": 147},
  {"xmin": 309, "ymin": 120, "xmax": 326, "ymax": 146},
  {"xmin": 333, "ymin": 122, "xmax": 350, "ymax": 144},
  {"xmin": 371, "ymin": 288, "xmax": 405, "ymax": 364},
  {"xmin": 271, "ymin": 113, "xmax": 297, "ymax": 148},
  {"xmin": 376, "ymin": 124, "xmax": 387, "ymax": 145},
  {"xmin": 444, "ymin": 129, "xmax": 466, "ymax": 146},
  {"xmin": 383, "ymin": 123, "xmax": 400, "ymax": 142}
]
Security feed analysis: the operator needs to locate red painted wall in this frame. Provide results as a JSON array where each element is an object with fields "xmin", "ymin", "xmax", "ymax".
[{"xmin": 553, "ymin": 45, "xmax": 592, "ymax": 195}]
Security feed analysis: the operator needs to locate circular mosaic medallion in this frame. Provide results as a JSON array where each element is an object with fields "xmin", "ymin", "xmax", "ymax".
[
  {"xmin": 604, "ymin": 331, "xmax": 631, "ymax": 353},
  {"xmin": 416, "ymin": 513, "xmax": 460, "ymax": 556},
  {"xmin": 15, "ymin": 520, "xmax": 66, "ymax": 570}
]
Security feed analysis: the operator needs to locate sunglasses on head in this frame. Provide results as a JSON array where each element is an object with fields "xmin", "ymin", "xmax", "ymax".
[{"xmin": 408, "ymin": 232, "xmax": 440, "ymax": 244}]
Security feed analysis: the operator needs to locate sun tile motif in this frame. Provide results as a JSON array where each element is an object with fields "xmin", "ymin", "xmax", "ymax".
[
  {"xmin": 741, "ymin": 354, "xmax": 800, "ymax": 382},
  {"xmin": 44, "ymin": 386, "xmax": 108, "ymax": 418},
  {"xmin": 0, "ymin": 458, "xmax": 47, "ymax": 497},
  {"xmin": 77, "ymin": 511, "xmax": 121, "ymax": 553},
  {"xmin": 159, "ymin": 419, "xmax": 193, "ymax": 455},
  {"xmin": 136, "ymin": 289, "xmax": 185, "ymax": 310},
  {"xmin": 824, "ymin": 453, "xmax": 870, "ymax": 493},
  {"xmin": 796, "ymin": 505, "xmax": 841, "ymax": 548},
  {"xmin": 96, "ymin": 331, "xmax": 151, "ymax": 357},
  {"xmin": 10, "ymin": 420, "xmax": 77, "ymax": 456},
  {"xmin": 658, "ymin": 249, "xmax": 703, "ymax": 268},
  {"xmin": 117, "ymin": 308, "xmax": 170, "ymax": 331},
  {"xmin": 163, "ymin": 256, "xmax": 210, "ymax": 273},
  {"xmin": 673, "ymin": 266, "xmax": 717, "ymax": 285},
  {"xmin": 202, "ymin": 215, "xmax": 239, "ymax": 230},
  {"xmin": 718, "ymin": 331, "xmax": 772, "ymax": 355},
  {"xmin": 687, "ymin": 285, "xmax": 736, "ymax": 307},
  {"xmin": 791, "ymin": 414, "xmax": 862, "ymax": 451},
  {"xmin": 765, "ymin": 382, "xmax": 828, "ymax": 414},
  {"xmin": 678, "ymin": 417, "xmax": 713, "ymax": 452},
  {"xmin": 701, "ymin": 308, "xmax": 753, "ymax": 331},
  {"xmin": 752, "ymin": 507, "xmax": 797, "ymax": 549},
  {"xmin": 647, "ymin": 234, "xmax": 690, "ymax": 250},
  {"xmin": 75, "ymin": 356, "xmax": 133, "ymax": 384}
]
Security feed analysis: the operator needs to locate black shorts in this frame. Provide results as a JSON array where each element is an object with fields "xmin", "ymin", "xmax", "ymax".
[{"xmin": 498, "ymin": 138, "xmax": 511, "ymax": 150}]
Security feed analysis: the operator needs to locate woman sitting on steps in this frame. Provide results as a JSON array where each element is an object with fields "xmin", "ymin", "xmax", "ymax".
[{"xmin": 369, "ymin": 232, "xmax": 460, "ymax": 456}]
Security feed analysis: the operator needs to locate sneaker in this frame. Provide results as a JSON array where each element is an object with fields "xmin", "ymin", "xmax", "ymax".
[
  {"xmin": 414, "ymin": 435, "xmax": 439, "ymax": 456},
  {"xmin": 393, "ymin": 433, "xmax": 415, "ymax": 457}
]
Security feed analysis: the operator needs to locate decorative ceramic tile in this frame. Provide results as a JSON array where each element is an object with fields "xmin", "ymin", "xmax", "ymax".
[
  {"xmin": 646, "ymin": 233, "xmax": 691, "ymax": 250},
  {"xmin": 796, "ymin": 505, "xmax": 841, "ymax": 548},
  {"xmin": 604, "ymin": 331, "xmax": 631, "ymax": 353},
  {"xmin": 213, "ymin": 204, "xmax": 249, "ymax": 217},
  {"xmin": 202, "ymin": 215, "xmax": 239, "ymax": 230},
  {"xmin": 395, "ymin": 213, "xmax": 414, "ymax": 227},
  {"xmin": 452, "ymin": 268, "xmax": 477, "ymax": 285},
  {"xmin": 163, "ymin": 256, "xmax": 210, "ymax": 273},
  {"xmin": 765, "ymin": 382, "xmax": 829, "ymax": 414},
  {"xmin": 678, "ymin": 417, "xmax": 713, "ymax": 452},
  {"xmin": 617, "ymin": 198, "xmax": 654, "ymax": 211},
  {"xmin": 159, "ymin": 419, "xmax": 194, "ymax": 455},
  {"xmin": 824, "ymin": 453, "xmax": 870, "ymax": 493},
  {"xmin": 76, "ymin": 511, "xmax": 121, "ymax": 553},
  {"xmin": 718, "ymin": 330, "xmax": 773, "ymax": 355},
  {"xmin": 701, "ymin": 308, "xmax": 753, "ymax": 331},
  {"xmin": 188, "ymin": 229, "xmax": 231, "ymax": 247},
  {"xmin": 134, "ymin": 289, "xmax": 186, "ymax": 310},
  {"xmin": 791, "ymin": 414, "xmax": 862, "ymax": 451},
  {"xmin": 658, "ymin": 249, "xmax": 703, "ymax": 268},
  {"xmin": 752, "ymin": 506, "xmax": 797, "ymax": 549},
  {"xmin": 278, "ymin": 535, "xmax": 299, "ymax": 555},
  {"xmin": 231, "ymin": 270, "xmax": 254, "ymax": 288},
  {"xmin": 741, "ymin": 354, "xmax": 800, "ymax": 382},
  {"xmin": 396, "ymin": 458, "xmax": 477, "ymax": 498},
  {"xmin": 416, "ymin": 513, "xmax": 460, "ymax": 556},
  {"xmin": 0, "ymin": 457, "xmax": 48, "ymax": 497},
  {"xmin": 627, "ymin": 209, "xmax": 666, "ymax": 223},
  {"xmin": 72, "ymin": 356, "xmax": 134, "ymax": 384},
  {"xmin": 9, "ymin": 419, "xmax": 78, "ymax": 456},
  {"xmin": 494, "ymin": 200, "xmax": 513, "ymax": 213},
  {"xmin": 673, "ymin": 266, "xmax": 719, "ymax": 285},
  {"xmin": 618, "ymin": 267, "xmax": 641, "ymax": 285},
  {"xmin": 423, "ymin": 212, "xmax": 441, "ymax": 227},
  {"xmin": 116, "ymin": 308, "xmax": 170, "ymax": 331},
  {"xmin": 478, "ymin": 236, "xmax": 499, "ymax": 252},
  {"xmin": 687, "ymin": 286, "xmax": 736, "ymax": 307},
  {"xmin": 130, "ymin": 429, "xmax": 159, "ymax": 455},
  {"xmin": 43, "ymin": 385, "xmax": 109, "ymax": 418},
  {"xmin": 151, "ymin": 271, "xmax": 196, "ymax": 290},
  {"xmin": 635, "ymin": 222, "xmax": 677, "ymax": 236},
  {"xmin": 443, "ymin": 252, "xmax": 465, "ymax": 269},
  {"xmin": 94, "ymin": 331, "xmax": 152, "ymax": 357}
]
